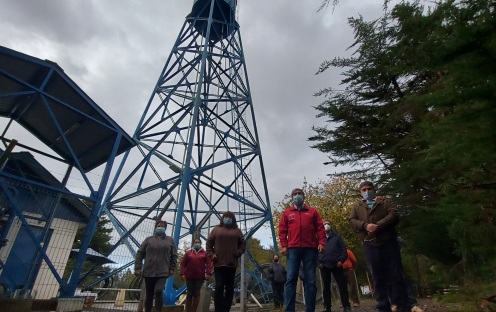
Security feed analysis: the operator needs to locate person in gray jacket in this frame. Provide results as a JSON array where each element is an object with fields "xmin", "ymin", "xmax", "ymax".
[{"xmin": 135, "ymin": 220, "xmax": 178, "ymax": 312}]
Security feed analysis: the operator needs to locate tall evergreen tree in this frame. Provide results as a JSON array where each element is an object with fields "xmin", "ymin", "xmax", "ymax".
[{"xmin": 311, "ymin": 0, "xmax": 496, "ymax": 279}]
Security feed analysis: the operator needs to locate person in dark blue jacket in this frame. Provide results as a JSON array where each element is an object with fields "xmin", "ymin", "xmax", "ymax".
[{"xmin": 318, "ymin": 220, "xmax": 352, "ymax": 312}]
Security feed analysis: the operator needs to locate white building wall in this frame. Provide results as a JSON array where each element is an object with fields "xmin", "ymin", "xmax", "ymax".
[{"xmin": 32, "ymin": 218, "xmax": 80, "ymax": 299}]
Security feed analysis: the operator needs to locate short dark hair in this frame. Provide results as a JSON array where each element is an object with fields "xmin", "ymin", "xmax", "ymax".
[
  {"xmin": 193, "ymin": 237, "xmax": 202, "ymax": 244},
  {"xmin": 323, "ymin": 219, "xmax": 331, "ymax": 225},
  {"xmin": 291, "ymin": 188, "xmax": 305, "ymax": 196},
  {"xmin": 155, "ymin": 220, "xmax": 166, "ymax": 228},
  {"xmin": 359, "ymin": 181, "xmax": 375, "ymax": 190}
]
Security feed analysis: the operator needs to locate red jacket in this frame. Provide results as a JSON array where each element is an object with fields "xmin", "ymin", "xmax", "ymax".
[
  {"xmin": 278, "ymin": 204, "xmax": 326, "ymax": 249},
  {"xmin": 342, "ymin": 249, "xmax": 357, "ymax": 271},
  {"xmin": 180, "ymin": 248, "xmax": 213, "ymax": 280}
]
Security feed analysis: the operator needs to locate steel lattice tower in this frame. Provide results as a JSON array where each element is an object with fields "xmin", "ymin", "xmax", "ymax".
[{"xmin": 98, "ymin": 0, "xmax": 277, "ymax": 303}]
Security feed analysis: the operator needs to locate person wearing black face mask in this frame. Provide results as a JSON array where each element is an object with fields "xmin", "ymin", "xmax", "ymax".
[
  {"xmin": 268, "ymin": 254, "xmax": 286, "ymax": 310},
  {"xmin": 349, "ymin": 181, "xmax": 407, "ymax": 312}
]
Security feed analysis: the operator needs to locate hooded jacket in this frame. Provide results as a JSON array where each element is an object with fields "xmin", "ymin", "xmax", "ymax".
[
  {"xmin": 180, "ymin": 247, "xmax": 213, "ymax": 280},
  {"xmin": 278, "ymin": 204, "xmax": 326, "ymax": 249}
]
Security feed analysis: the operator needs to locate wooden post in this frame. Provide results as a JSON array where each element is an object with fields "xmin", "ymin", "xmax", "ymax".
[{"xmin": 114, "ymin": 289, "xmax": 126, "ymax": 308}]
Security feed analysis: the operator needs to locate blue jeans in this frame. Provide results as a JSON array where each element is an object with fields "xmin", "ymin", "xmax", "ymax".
[{"xmin": 284, "ymin": 247, "xmax": 318, "ymax": 312}]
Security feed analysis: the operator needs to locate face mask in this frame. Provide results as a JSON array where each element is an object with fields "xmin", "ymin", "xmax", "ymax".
[
  {"xmin": 293, "ymin": 194, "xmax": 304, "ymax": 205},
  {"xmin": 155, "ymin": 227, "xmax": 165, "ymax": 235},
  {"xmin": 324, "ymin": 224, "xmax": 332, "ymax": 232},
  {"xmin": 194, "ymin": 243, "xmax": 201, "ymax": 250},
  {"xmin": 362, "ymin": 190, "xmax": 376, "ymax": 201},
  {"xmin": 273, "ymin": 258, "xmax": 279, "ymax": 263},
  {"xmin": 223, "ymin": 217, "xmax": 233, "ymax": 225}
]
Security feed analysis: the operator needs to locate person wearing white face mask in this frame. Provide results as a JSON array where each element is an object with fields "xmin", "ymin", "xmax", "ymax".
[
  {"xmin": 349, "ymin": 181, "xmax": 407, "ymax": 312},
  {"xmin": 135, "ymin": 220, "xmax": 178, "ymax": 312},
  {"xmin": 318, "ymin": 220, "xmax": 352, "ymax": 312}
]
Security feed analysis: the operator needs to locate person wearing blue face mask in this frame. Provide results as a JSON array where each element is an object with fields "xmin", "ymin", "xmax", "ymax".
[
  {"xmin": 180, "ymin": 238, "xmax": 213, "ymax": 312},
  {"xmin": 135, "ymin": 220, "xmax": 178, "ymax": 312},
  {"xmin": 278, "ymin": 188, "xmax": 326, "ymax": 312},
  {"xmin": 349, "ymin": 181, "xmax": 407, "ymax": 312},
  {"xmin": 206, "ymin": 211, "xmax": 246, "ymax": 312}
]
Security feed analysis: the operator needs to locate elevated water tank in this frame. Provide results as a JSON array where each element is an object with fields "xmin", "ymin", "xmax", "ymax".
[{"xmin": 188, "ymin": 0, "xmax": 238, "ymax": 42}]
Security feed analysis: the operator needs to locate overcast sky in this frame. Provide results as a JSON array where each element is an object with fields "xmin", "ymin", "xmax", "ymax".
[{"xmin": 0, "ymin": 0, "xmax": 390, "ymax": 224}]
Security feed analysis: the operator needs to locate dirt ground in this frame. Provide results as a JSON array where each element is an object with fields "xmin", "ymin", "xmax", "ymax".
[{"xmin": 292, "ymin": 297, "xmax": 466, "ymax": 312}]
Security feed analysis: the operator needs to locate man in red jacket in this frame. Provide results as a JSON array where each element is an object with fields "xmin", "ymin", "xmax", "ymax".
[{"xmin": 279, "ymin": 188, "xmax": 326, "ymax": 312}]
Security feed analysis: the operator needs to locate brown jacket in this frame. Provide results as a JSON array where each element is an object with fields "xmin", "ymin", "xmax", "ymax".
[
  {"xmin": 206, "ymin": 225, "xmax": 246, "ymax": 268},
  {"xmin": 349, "ymin": 197, "xmax": 399, "ymax": 246}
]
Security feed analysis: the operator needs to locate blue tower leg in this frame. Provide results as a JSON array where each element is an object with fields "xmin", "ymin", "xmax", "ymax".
[{"xmin": 100, "ymin": 0, "xmax": 279, "ymax": 307}]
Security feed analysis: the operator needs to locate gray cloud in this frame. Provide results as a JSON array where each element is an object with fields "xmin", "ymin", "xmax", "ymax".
[{"xmin": 0, "ymin": 0, "xmax": 390, "ymax": 244}]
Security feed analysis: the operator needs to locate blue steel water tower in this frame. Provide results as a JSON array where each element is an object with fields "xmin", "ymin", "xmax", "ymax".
[{"xmin": 99, "ymin": 0, "xmax": 277, "ymax": 304}]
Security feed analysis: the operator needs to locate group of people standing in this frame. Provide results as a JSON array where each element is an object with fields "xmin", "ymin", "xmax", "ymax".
[
  {"xmin": 276, "ymin": 183, "xmax": 423, "ymax": 312},
  {"xmin": 134, "ymin": 181, "xmax": 422, "ymax": 312},
  {"xmin": 134, "ymin": 211, "xmax": 246, "ymax": 312}
]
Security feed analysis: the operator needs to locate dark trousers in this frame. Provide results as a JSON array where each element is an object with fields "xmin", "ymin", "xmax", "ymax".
[
  {"xmin": 144, "ymin": 276, "xmax": 167, "ymax": 312},
  {"xmin": 214, "ymin": 266, "xmax": 236, "ymax": 312},
  {"xmin": 272, "ymin": 281, "xmax": 284, "ymax": 308},
  {"xmin": 186, "ymin": 279, "xmax": 203, "ymax": 312},
  {"xmin": 363, "ymin": 240, "xmax": 407, "ymax": 311},
  {"xmin": 343, "ymin": 269, "xmax": 360, "ymax": 304},
  {"xmin": 389, "ymin": 273, "xmax": 419, "ymax": 309},
  {"xmin": 320, "ymin": 266, "xmax": 350, "ymax": 310}
]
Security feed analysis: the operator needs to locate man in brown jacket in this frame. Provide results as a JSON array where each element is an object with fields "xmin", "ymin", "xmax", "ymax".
[{"xmin": 349, "ymin": 181, "xmax": 407, "ymax": 312}]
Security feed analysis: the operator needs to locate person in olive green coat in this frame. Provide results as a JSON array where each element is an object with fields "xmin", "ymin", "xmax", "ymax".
[
  {"xmin": 135, "ymin": 220, "xmax": 178, "ymax": 312},
  {"xmin": 206, "ymin": 211, "xmax": 246, "ymax": 312}
]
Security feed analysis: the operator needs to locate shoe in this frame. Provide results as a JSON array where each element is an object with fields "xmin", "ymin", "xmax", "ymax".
[
  {"xmin": 343, "ymin": 307, "xmax": 352, "ymax": 312},
  {"xmin": 391, "ymin": 305, "xmax": 398, "ymax": 312},
  {"xmin": 352, "ymin": 302, "xmax": 359, "ymax": 308},
  {"xmin": 411, "ymin": 306, "xmax": 424, "ymax": 312}
]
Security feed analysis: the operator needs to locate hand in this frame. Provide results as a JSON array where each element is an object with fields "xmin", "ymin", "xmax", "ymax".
[
  {"xmin": 169, "ymin": 269, "xmax": 175, "ymax": 276},
  {"xmin": 366, "ymin": 223, "xmax": 378, "ymax": 233},
  {"xmin": 281, "ymin": 247, "xmax": 287, "ymax": 256},
  {"xmin": 318, "ymin": 263, "xmax": 323, "ymax": 269},
  {"xmin": 134, "ymin": 270, "xmax": 142, "ymax": 277},
  {"xmin": 180, "ymin": 275, "xmax": 186, "ymax": 281},
  {"xmin": 318, "ymin": 244, "xmax": 324, "ymax": 253},
  {"xmin": 205, "ymin": 274, "xmax": 211, "ymax": 280},
  {"xmin": 212, "ymin": 254, "xmax": 217, "ymax": 262},
  {"xmin": 337, "ymin": 262, "xmax": 343, "ymax": 268}
]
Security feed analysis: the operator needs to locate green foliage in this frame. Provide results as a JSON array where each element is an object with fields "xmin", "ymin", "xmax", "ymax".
[
  {"xmin": 74, "ymin": 216, "xmax": 113, "ymax": 254},
  {"xmin": 312, "ymin": 0, "xmax": 496, "ymax": 284}
]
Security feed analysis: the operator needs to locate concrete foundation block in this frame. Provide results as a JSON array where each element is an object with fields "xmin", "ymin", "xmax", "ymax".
[{"xmin": 56, "ymin": 297, "xmax": 84, "ymax": 312}]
